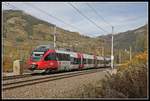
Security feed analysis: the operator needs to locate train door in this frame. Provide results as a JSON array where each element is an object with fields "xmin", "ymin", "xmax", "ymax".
[
  {"xmin": 78, "ymin": 53, "xmax": 84, "ymax": 70},
  {"xmin": 94, "ymin": 55, "xmax": 97, "ymax": 68},
  {"xmin": 80, "ymin": 54, "xmax": 84, "ymax": 68}
]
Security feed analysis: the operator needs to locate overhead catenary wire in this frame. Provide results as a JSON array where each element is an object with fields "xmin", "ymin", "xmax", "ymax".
[
  {"xmin": 68, "ymin": 2, "xmax": 110, "ymax": 58},
  {"xmin": 4, "ymin": 2, "xmax": 111, "ymax": 36},
  {"xmin": 68, "ymin": 3, "xmax": 110, "ymax": 34},
  {"xmin": 85, "ymin": 2, "xmax": 113, "ymax": 49},
  {"xmin": 25, "ymin": 3, "xmax": 93, "ymax": 36},
  {"xmin": 86, "ymin": 3, "xmax": 113, "ymax": 28},
  {"xmin": 4, "ymin": 2, "xmax": 93, "ymax": 36}
]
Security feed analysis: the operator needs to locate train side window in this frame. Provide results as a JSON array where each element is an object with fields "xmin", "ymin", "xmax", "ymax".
[
  {"xmin": 64, "ymin": 54, "xmax": 67, "ymax": 61},
  {"xmin": 56, "ymin": 53, "xmax": 70, "ymax": 61},
  {"xmin": 101, "ymin": 60, "xmax": 104, "ymax": 64},
  {"xmin": 56, "ymin": 53, "xmax": 61, "ymax": 61},
  {"xmin": 70, "ymin": 57, "xmax": 74, "ymax": 64},
  {"xmin": 86, "ymin": 59, "xmax": 88, "ymax": 64},
  {"xmin": 74, "ymin": 58, "xmax": 78, "ymax": 64},
  {"xmin": 62, "ymin": 54, "xmax": 67, "ymax": 61},
  {"xmin": 67, "ymin": 54, "xmax": 70, "ymax": 61},
  {"xmin": 90, "ymin": 59, "xmax": 92, "ymax": 64},
  {"xmin": 89, "ymin": 59, "xmax": 91, "ymax": 64},
  {"xmin": 94, "ymin": 59, "xmax": 96, "ymax": 64},
  {"xmin": 65, "ymin": 54, "xmax": 70, "ymax": 61},
  {"xmin": 78, "ymin": 58, "xmax": 81, "ymax": 64},
  {"xmin": 60, "ymin": 53, "xmax": 63, "ymax": 61},
  {"xmin": 97, "ymin": 60, "xmax": 100, "ymax": 64},
  {"xmin": 88, "ymin": 59, "xmax": 90, "ymax": 64}
]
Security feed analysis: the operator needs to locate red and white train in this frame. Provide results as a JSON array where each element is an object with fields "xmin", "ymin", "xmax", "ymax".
[{"xmin": 27, "ymin": 45, "xmax": 111, "ymax": 73}]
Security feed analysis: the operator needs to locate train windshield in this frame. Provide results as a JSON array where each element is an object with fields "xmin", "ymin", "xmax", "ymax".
[{"xmin": 32, "ymin": 52, "xmax": 44, "ymax": 61}]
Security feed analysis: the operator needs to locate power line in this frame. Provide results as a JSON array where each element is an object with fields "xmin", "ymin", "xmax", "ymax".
[
  {"xmin": 26, "ymin": 3, "xmax": 91, "ymax": 35},
  {"xmin": 5, "ymin": 2, "xmax": 90, "ymax": 36},
  {"xmin": 86, "ymin": 3, "xmax": 112, "ymax": 27},
  {"xmin": 27, "ymin": 4, "xmax": 79, "ymax": 30},
  {"xmin": 4, "ymin": 3, "xmax": 108, "ymax": 37},
  {"xmin": 68, "ymin": 3, "xmax": 109, "ymax": 34}
]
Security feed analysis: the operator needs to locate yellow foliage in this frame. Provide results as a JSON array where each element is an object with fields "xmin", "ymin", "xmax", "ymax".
[
  {"xmin": 118, "ymin": 51, "xmax": 148, "ymax": 71},
  {"xmin": 3, "ymin": 56, "xmax": 13, "ymax": 72},
  {"xmin": 135, "ymin": 51, "xmax": 147, "ymax": 61}
]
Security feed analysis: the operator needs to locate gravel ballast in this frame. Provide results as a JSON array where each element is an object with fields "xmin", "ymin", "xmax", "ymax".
[{"xmin": 2, "ymin": 69, "xmax": 113, "ymax": 99}]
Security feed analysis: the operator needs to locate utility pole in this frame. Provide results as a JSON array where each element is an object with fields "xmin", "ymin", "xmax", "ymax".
[
  {"xmin": 129, "ymin": 46, "xmax": 132, "ymax": 61},
  {"xmin": 103, "ymin": 39, "xmax": 105, "ymax": 57},
  {"xmin": 102, "ymin": 47, "xmax": 104, "ymax": 57},
  {"xmin": 53, "ymin": 25, "xmax": 56, "ymax": 49},
  {"xmin": 101, "ymin": 39, "xmax": 104, "ymax": 57},
  {"xmin": 111, "ymin": 26, "xmax": 114, "ymax": 69},
  {"xmin": 119, "ymin": 50, "xmax": 121, "ymax": 64}
]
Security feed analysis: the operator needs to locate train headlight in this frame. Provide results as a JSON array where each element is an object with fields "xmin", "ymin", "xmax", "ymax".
[
  {"xmin": 50, "ymin": 62, "xmax": 54, "ymax": 66},
  {"xmin": 31, "ymin": 64, "xmax": 38, "ymax": 70}
]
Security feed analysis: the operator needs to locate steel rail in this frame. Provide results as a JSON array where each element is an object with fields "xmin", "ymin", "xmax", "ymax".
[{"xmin": 3, "ymin": 68, "xmax": 109, "ymax": 91}]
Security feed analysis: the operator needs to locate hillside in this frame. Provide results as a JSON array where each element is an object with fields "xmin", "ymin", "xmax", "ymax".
[
  {"xmin": 98, "ymin": 24, "xmax": 148, "ymax": 63},
  {"xmin": 2, "ymin": 10, "xmax": 148, "ymax": 71},
  {"xmin": 98, "ymin": 24, "xmax": 148, "ymax": 52},
  {"xmin": 3, "ymin": 10, "xmax": 104, "ymax": 52}
]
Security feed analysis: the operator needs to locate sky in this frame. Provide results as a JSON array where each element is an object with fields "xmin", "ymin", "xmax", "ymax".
[{"xmin": 2, "ymin": 2, "xmax": 148, "ymax": 37}]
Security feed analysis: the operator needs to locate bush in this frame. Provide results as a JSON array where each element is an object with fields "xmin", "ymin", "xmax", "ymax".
[
  {"xmin": 3, "ymin": 56, "xmax": 13, "ymax": 72},
  {"xmin": 74, "ymin": 52, "xmax": 148, "ymax": 98},
  {"xmin": 101, "ymin": 52, "xmax": 148, "ymax": 98}
]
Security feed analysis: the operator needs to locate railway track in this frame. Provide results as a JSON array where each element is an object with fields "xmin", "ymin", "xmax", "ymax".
[
  {"xmin": 3, "ymin": 74, "xmax": 32, "ymax": 80},
  {"xmin": 3, "ymin": 68, "xmax": 109, "ymax": 91}
]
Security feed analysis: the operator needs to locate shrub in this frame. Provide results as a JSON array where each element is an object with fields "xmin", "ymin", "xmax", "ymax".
[
  {"xmin": 3, "ymin": 56, "xmax": 13, "ymax": 72},
  {"xmin": 101, "ymin": 52, "xmax": 148, "ymax": 98},
  {"xmin": 74, "ymin": 52, "xmax": 148, "ymax": 98}
]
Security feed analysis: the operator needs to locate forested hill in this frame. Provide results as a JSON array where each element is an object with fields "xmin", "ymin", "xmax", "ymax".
[{"xmin": 98, "ymin": 24, "xmax": 148, "ymax": 54}]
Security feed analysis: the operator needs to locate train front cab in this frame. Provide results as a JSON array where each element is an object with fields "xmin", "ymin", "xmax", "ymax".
[{"xmin": 28, "ymin": 50, "xmax": 59, "ymax": 71}]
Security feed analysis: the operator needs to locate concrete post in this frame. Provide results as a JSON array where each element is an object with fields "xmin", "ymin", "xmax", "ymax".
[{"xmin": 13, "ymin": 60, "xmax": 23, "ymax": 75}]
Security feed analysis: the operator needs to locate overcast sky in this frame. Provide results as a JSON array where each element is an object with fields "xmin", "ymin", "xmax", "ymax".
[{"xmin": 2, "ymin": 2, "xmax": 148, "ymax": 37}]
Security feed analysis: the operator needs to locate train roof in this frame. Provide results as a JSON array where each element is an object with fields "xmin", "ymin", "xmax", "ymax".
[
  {"xmin": 97, "ymin": 56, "xmax": 104, "ymax": 60},
  {"xmin": 105, "ymin": 57, "xmax": 111, "ymax": 60},
  {"xmin": 83, "ymin": 54, "xmax": 94, "ymax": 59},
  {"xmin": 69, "ymin": 52, "xmax": 78, "ymax": 58},
  {"xmin": 55, "ymin": 49, "xmax": 71, "ymax": 54},
  {"xmin": 33, "ymin": 45, "xmax": 109, "ymax": 59},
  {"xmin": 34, "ymin": 45, "xmax": 50, "ymax": 52}
]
